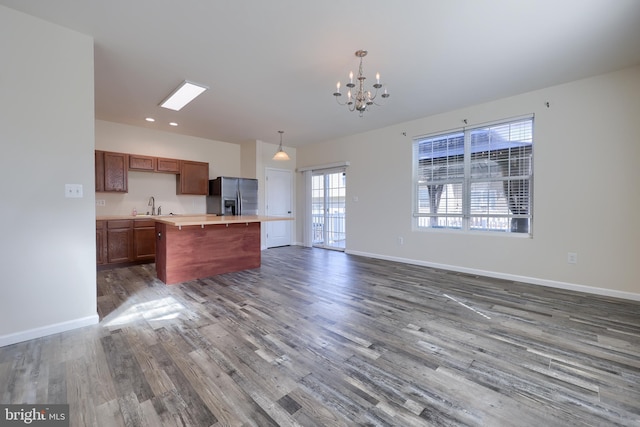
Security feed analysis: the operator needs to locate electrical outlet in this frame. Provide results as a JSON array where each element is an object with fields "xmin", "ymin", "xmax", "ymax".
[
  {"xmin": 96, "ymin": 199, "xmax": 106, "ymax": 206},
  {"xmin": 398, "ymin": 236, "xmax": 404, "ymax": 245},
  {"xmin": 567, "ymin": 252, "xmax": 578, "ymax": 264}
]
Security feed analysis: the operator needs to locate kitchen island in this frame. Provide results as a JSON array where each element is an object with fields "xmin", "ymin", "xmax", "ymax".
[{"xmin": 154, "ymin": 215, "xmax": 290, "ymax": 285}]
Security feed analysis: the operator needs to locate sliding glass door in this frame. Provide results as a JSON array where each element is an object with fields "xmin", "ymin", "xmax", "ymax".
[{"xmin": 311, "ymin": 170, "xmax": 346, "ymax": 250}]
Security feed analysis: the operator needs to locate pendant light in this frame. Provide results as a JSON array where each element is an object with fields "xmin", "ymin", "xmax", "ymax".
[{"xmin": 273, "ymin": 130, "xmax": 290, "ymax": 161}]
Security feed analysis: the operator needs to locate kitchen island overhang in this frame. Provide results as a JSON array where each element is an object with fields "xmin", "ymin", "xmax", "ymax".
[{"xmin": 154, "ymin": 215, "xmax": 292, "ymax": 285}]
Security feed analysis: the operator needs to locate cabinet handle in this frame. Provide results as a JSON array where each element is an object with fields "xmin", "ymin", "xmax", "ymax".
[{"xmin": 157, "ymin": 232, "xmax": 162, "ymax": 240}]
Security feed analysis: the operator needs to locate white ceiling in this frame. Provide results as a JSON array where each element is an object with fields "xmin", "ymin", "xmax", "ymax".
[{"xmin": 2, "ymin": 0, "xmax": 640, "ymax": 147}]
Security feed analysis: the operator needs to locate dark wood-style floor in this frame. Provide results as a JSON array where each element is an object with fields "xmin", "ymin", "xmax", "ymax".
[{"xmin": 1, "ymin": 246, "xmax": 639, "ymax": 426}]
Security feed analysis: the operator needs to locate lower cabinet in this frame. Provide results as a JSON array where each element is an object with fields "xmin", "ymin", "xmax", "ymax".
[
  {"xmin": 97, "ymin": 219, "xmax": 156, "ymax": 267},
  {"xmin": 133, "ymin": 219, "xmax": 156, "ymax": 261},
  {"xmin": 107, "ymin": 220, "xmax": 134, "ymax": 264},
  {"xmin": 96, "ymin": 221, "xmax": 107, "ymax": 265}
]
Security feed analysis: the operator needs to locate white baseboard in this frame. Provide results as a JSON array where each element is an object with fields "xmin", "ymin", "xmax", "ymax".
[
  {"xmin": 0, "ymin": 314, "xmax": 99, "ymax": 348},
  {"xmin": 346, "ymin": 249, "xmax": 640, "ymax": 302}
]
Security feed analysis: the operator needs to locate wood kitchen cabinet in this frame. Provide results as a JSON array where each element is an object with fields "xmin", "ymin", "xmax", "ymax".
[
  {"xmin": 95, "ymin": 150, "xmax": 207, "ymax": 195},
  {"xmin": 96, "ymin": 151, "xmax": 128, "ymax": 192},
  {"xmin": 133, "ymin": 219, "xmax": 156, "ymax": 261},
  {"xmin": 106, "ymin": 220, "xmax": 134, "ymax": 264},
  {"xmin": 129, "ymin": 154, "xmax": 180, "ymax": 173},
  {"xmin": 156, "ymin": 157, "xmax": 181, "ymax": 173},
  {"xmin": 177, "ymin": 160, "xmax": 209, "ymax": 195},
  {"xmin": 97, "ymin": 219, "xmax": 156, "ymax": 268},
  {"xmin": 96, "ymin": 220, "xmax": 107, "ymax": 265},
  {"xmin": 95, "ymin": 151, "xmax": 105, "ymax": 192},
  {"xmin": 129, "ymin": 154, "xmax": 156, "ymax": 171}
]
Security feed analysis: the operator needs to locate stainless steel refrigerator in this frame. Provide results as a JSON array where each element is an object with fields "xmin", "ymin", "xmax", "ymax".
[{"xmin": 206, "ymin": 177, "xmax": 258, "ymax": 215}]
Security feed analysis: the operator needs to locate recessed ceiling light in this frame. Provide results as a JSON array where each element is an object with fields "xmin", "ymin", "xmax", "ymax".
[
  {"xmin": 145, "ymin": 117, "xmax": 155, "ymax": 122},
  {"xmin": 160, "ymin": 80, "xmax": 208, "ymax": 111},
  {"xmin": 169, "ymin": 122, "xmax": 178, "ymax": 127}
]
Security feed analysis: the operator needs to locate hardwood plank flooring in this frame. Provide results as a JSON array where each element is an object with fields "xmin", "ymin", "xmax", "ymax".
[{"xmin": 1, "ymin": 246, "xmax": 639, "ymax": 426}]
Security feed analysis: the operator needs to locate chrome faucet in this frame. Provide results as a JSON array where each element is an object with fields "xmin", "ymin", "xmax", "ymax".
[{"xmin": 148, "ymin": 196, "xmax": 155, "ymax": 215}]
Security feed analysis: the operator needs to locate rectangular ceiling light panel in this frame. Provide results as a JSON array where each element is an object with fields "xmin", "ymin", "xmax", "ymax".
[{"xmin": 160, "ymin": 80, "xmax": 208, "ymax": 111}]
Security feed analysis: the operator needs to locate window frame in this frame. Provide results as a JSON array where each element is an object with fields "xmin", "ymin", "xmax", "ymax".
[{"xmin": 412, "ymin": 115, "xmax": 534, "ymax": 236}]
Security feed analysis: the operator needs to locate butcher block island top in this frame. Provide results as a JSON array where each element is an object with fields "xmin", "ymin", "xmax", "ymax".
[
  {"xmin": 153, "ymin": 214, "xmax": 288, "ymax": 227},
  {"xmin": 154, "ymin": 215, "xmax": 292, "ymax": 285}
]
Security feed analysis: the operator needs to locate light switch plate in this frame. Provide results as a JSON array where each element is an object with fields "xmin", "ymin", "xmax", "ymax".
[{"xmin": 65, "ymin": 184, "xmax": 83, "ymax": 198}]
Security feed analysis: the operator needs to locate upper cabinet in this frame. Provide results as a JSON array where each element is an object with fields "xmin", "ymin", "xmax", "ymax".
[
  {"xmin": 156, "ymin": 157, "xmax": 181, "ymax": 173},
  {"xmin": 129, "ymin": 154, "xmax": 181, "ymax": 173},
  {"xmin": 129, "ymin": 154, "xmax": 156, "ymax": 171},
  {"xmin": 95, "ymin": 151, "xmax": 104, "ymax": 191},
  {"xmin": 177, "ymin": 160, "xmax": 209, "ymax": 195},
  {"xmin": 96, "ymin": 150, "xmax": 128, "ymax": 192},
  {"xmin": 95, "ymin": 150, "xmax": 207, "ymax": 195}
]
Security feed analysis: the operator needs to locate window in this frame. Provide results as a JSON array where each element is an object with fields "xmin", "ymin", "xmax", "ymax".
[{"xmin": 413, "ymin": 117, "xmax": 533, "ymax": 234}]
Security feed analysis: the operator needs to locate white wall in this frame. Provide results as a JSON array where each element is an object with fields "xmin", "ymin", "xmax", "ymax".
[
  {"xmin": 95, "ymin": 120, "xmax": 241, "ymax": 216},
  {"xmin": 0, "ymin": 6, "xmax": 97, "ymax": 345},
  {"xmin": 296, "ymin": 66, "xmax": 640, "ymax": 299}
]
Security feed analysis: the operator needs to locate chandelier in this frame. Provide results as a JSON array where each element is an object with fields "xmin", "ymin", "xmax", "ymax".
[{"xmin": 333, "ymin": 50, "xmax": 389, "ymax": 116}]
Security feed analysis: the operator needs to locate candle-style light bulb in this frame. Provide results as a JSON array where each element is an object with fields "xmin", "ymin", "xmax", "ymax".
[
  {"xmin": 376, "ymin": 72, "xmax": 380, "ymax": 84},
  {"xmin": 349, "ymin": 71, "xmax": 353, "ymax": 84},
  {"xmin": 336, "ymin": 82, "xmax": 341, "ymax": 93},
  {"xmin": 347, "ymin": 89, "xmax": 352, "ymax": 100}
]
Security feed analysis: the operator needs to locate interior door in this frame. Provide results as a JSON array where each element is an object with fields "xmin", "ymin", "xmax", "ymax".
[{"xmin": 266, "ymin": 168, "xmax": 292, "ymax": 248}]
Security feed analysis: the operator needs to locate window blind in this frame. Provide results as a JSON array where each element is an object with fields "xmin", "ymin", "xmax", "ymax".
[{"xmin": 413, "ymin": 117, "xmax": 533, "ymax": 234}]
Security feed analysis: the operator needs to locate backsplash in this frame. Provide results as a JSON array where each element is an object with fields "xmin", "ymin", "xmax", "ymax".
[{"xmin": 95, "ymin": 171, "xmax": 207, "ymax": 216}]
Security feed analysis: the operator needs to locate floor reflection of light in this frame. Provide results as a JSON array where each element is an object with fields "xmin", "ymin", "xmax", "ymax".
[
  {"xmin": 443, "ymin": 293, "xmax": 491, "ymax": 320},
  {"xmin": 103, "ymin": 297, "xmax": 185, "ymax": 326}
]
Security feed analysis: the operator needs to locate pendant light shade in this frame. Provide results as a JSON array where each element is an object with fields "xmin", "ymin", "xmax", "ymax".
[{"xmin": 273, "ymin": 130, "xmax": 290, "ymax": 161}]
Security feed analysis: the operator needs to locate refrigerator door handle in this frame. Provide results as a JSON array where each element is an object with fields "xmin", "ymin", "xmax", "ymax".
[{"xmin": 237, "ymin": 189, "xmax": 242, "ymax": 216}]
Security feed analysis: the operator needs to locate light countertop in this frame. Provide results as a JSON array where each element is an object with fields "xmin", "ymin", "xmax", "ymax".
[
  {"xmin": 97, "ymin": 214, "xmax": 292, "ymax": 227},
  {"xmin": 155, "ymin": 214, "xmax": 291, "ymax": 227}
]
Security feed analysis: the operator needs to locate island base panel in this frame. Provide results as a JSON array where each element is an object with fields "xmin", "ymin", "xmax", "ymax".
[{"xmin": 156, "ymin": 222, "xmax": 261, "ymax": 284}]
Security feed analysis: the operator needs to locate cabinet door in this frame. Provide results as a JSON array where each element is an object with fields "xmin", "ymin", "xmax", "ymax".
[
  {"xmin": 134, "ymin": 219, "xmax": 156, "ymax": 261},
  {"xmin": 104, "ymin": 152, "xmax": 128, "ymax": 192},
  {"xmin": 134, "ymin": 227, "xmax": 156, "ymax": 261},
  {"xmin": 177, "ymin": 160, "xmax": 209, "ymax": 195},
  {"xmin": 156, "ymin": 157, "xmax": 180, "ymax": 173},
  {"xmin": 107, "ymin": 220, "xmax": 133, "ymax": 263},
  {"xmin": 96, "ymin": 221, "xmax": 107, "ymax": 265},
  {"xmin": 129, "ymin": 154, "xmax": 156, "ymax": 171},
  {"xmin": 95, "ymin": 151, "xmax": 105, "ymax": 192}
]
